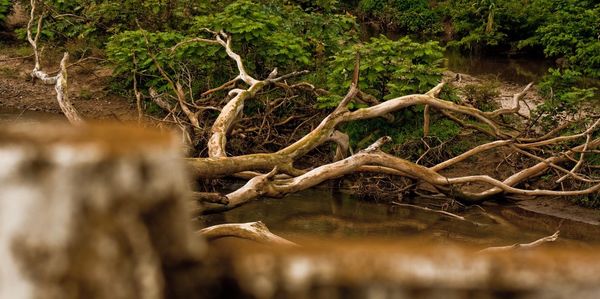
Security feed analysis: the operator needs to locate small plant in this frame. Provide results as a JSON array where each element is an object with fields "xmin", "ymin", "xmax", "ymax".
[
  {"xmin": 462, "ymin": 81, "xmax": 501, "ymax": 112},
  {"xmin": 573, "ymin": 194, "xmax": 600, "ymax": 209},
  {"xmin": 535, "ymin": 68, "xmax": 598, "ymax": 127},
  {"xmin": 78, "ymin": 89, "xmax": 94, "ymax": 101}
]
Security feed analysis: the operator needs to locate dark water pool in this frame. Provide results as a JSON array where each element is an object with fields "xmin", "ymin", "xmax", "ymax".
[{"xmin": 444, "ymin": 51, "xmax": 553, "ymax": 85}]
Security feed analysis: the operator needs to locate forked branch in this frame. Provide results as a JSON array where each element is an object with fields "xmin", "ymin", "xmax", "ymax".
[{"xmin": 27, "ymin": 0, "xmax": 82, "ymax": 124}]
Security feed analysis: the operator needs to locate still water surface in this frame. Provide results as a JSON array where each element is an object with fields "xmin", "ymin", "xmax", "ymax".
[{"xmin": 200, "ymin": 188, "xmax": 600, "ymax": 249}]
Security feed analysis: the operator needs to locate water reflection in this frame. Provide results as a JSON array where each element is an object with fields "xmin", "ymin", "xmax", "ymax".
[
  {"xmin": 199, "ymin": 188, "xmax": 600, "ymax": 249},
  {"xmin": 444, "ymin": 50, "xmax": 553, "ymax": 84}
]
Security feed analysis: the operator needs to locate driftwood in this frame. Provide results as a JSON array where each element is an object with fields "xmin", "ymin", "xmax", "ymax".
[
  {"xmin": 198, "ymin": 221, "xmax": 297, "ymax": 246},
  {"xmin": 22, "ymin": 2, "xmax": 599, "ymax": 217},
  {"xmin": 202, "ymin": 236, "xmax": 600, "ymax": 299},
  {"xmin": 172, "ymin": 33, "xmax": 598, "ymax": 213}
]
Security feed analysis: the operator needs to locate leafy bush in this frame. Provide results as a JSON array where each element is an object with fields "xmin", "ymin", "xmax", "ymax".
[
  {"xmin": 317, "ymin": 35, "xmax": 449, "ymax": 150},
  {"xmin": 519, "ymin": 0, "xmax": 600, "ymax": 79},
  {"xmin": 442, "ymin": 0, "xmax": 535, "ymax": 53},
  {"xmin": 105, "ymin": 0, "xmax": 359, "ymax": 103},
  {"xmin": 462, "ymin": 81, "xmax": 501, "ymax": 112},
  {"xmin": 319, "ymin": 35, "xmax": 444, "ymax": 108},
  {"xmin": 0, "ymin": 0, "xmax": 11, "ymax": 30},
  {"xmin": 191, "ymin": 0, "xmax": 357, "ymax": 77},
  {"xmin": 357, "ymin": 0, "xmax": 441, "ymax": 36},
  {"xmin": 19, "ymin": 0, "xmax": 191, "ymax": 44},
  {"xmin": 535, "ymin": 68, "xmax": 598, "ymax": 126}
]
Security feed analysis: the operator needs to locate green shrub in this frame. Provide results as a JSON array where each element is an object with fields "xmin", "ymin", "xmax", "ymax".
[
  {"xmin": 0, "ymin": 0, "xmax": 12, "ymax": 30},
  {"xmin": 443, "ymin": 0, "xmax": 535, "ymax": 53},
  {"xmin": 318, "ymin": 35, "xmax": 444, "ymax": 108},
  {"xmin": 105, "ymin": 0, "xmax": 359, "ymax": 110},
  {"xmin": 521, "ymin": 0, "xmax": 600, "ymax": 78},
  {"xmin": 192, "ymin": 0, "xmax": 357, "ymax": 77},
  {"xmin": 535, "ymin": 68, "xmax": 598, "ymax": 127},
  {"xmin": 316, "ymin": 35, "xmax": 452, "ymax": 151},
  {"xmin": 462, "ymin": 81, "xmax": 501, "ymax": 112},
  {"xmin": 357, "ymin": 0, "xmax": 441, "ymax": 36}
]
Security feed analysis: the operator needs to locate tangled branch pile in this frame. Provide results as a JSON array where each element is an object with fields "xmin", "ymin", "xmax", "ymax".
[{"xmin": 25, "ymin": 0, "xmax": 600, "ymax": 215}]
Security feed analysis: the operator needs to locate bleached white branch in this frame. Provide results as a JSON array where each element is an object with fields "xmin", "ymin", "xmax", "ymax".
[{"xmin": 27, "ymin": 0, "xmax": 82, "ymax": 124}]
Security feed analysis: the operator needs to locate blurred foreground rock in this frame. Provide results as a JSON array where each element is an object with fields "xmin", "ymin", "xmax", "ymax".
[
  {"xmin": 1, "ymin": 122, "xmax": 600, "ymax": 299},
  {"xmin": 0, "ymin": 123, "xmax": 204, "ymax": 299}
]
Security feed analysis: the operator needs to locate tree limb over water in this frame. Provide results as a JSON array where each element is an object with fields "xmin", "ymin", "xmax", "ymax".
[
  {"xmin": 24, "ymin": 2, "xmax": 599, "ymax": 213},
  {"xmin": 183, "ymin": 34, "xmax": 598, "ymax": 213}
]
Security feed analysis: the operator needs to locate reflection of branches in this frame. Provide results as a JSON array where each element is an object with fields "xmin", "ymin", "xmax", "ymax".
[{"xmin": 479, "ymin": 231, "xmax": 559, "ymax": 253}]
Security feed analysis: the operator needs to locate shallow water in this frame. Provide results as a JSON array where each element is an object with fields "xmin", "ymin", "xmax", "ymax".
[
  {"xmin": 199, "ymin": 188, "xmax": 600, "ymax": 248},
  {"xmin": 444, "ymin": 51, "xmax": 553, "ymax": 85},
  {"xmin": 0, "ymin": 107, "xmax": 63, "ymax": 123}
]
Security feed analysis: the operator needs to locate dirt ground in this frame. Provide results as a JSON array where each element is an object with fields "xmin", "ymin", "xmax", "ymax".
[{"xmin": 0, "ymin": 45, "xmax": 138, "ymax": 121}]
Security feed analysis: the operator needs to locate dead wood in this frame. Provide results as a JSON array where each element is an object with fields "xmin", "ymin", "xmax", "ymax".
[
  {"xmin": 198, "ymin": 221, "xmax": 297, "ymax": 246},
  {"xmin": 179, "ymin": 38, "xmax": 598, "ymax": 212},
  {"xmin": 21, "ymin": 1, "xmax": 600, "ymax": 214},
  {"xmin": 478, "ymin": 231, "xmax": 560, "ymax": 253},
  {"xmin": 26, "ymin": 0, "xmax": 82, "ymax": 124}
]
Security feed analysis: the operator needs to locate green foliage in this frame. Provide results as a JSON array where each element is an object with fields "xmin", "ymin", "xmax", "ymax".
[
  {"xmin": 104, "ymin": 0, "xmax": 358, "ymax": 106},
  {"xmin": 316, "ymin": 35, "xmax": 450, "ymax": 153},
  {"xmin": 26, "ymin": 0, "xmax": 189, "ymax": 44},
  {"xmin": 520, "ymin": 0, "xmax": 600, "ymax": 78},
  {"xmin": 292, "ymin": 0, "xmax": 339, "ymax": 12},
  {"xmin": 462, "ymin": 81, "xmax": 501, "ymax": 112},
  {"xmin": 319, "ymin": 35, "xmax": 444, "ymax": 108},
  {"xmin": 106, "ymin": 29, "xmax": 230, "ymax": 93},
  {"xmin": 535, "ymin": 68, "xmax": 598, "ymax": 126},
  {"xmin": 107, "ymin": 31, "xmax": 182, "ymax": 89},
  {"xmin": 192, "ymin": 0, "xmax": 357, "ymax": 76},
  {"xmin": 573, "ymin": 193, "xmax": 600, "ymax": 209},
  {"xmin": 0, "ymin": 0, "xmax": 11, "ymax": 29},
  {"xmin": 357, "ymin": 0, "xmax": 441, "ymax": 36},
  {"xmin": 443, "ymin": 0, "xmax": 535, "ymax": 52}
]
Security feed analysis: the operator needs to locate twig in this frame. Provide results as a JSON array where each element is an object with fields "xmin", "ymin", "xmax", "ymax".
[
  {"xmin": 478, "ymin": 231, "xmax": 559, "ymax": 253},
  {"xmin": 391, "ymin": 202, "xmax": 469, "ymax": 222}
]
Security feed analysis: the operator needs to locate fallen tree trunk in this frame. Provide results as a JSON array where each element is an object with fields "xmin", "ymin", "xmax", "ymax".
[
  {"xmin": 179, "ymin": 35, "xmax": 598, "ymax": 212},
  {"xmin": 21, "ymin": 1, "xmax": 600, "ymax": 214},
  {"xmin": 200, "ymin": 137, "xmax": 600, "ymax": 213}
]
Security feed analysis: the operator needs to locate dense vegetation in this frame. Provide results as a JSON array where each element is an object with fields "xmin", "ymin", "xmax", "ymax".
[
  {"xmin": 0, "ymin": 0, "xmax": 597, "ymax": 203},
  {"xmin": 0, "ymin": 0, "xmax": 596, "ymax": 142}
]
